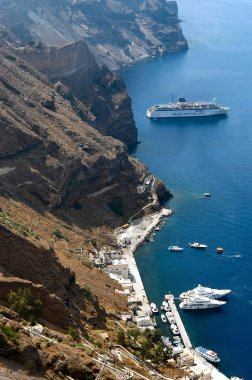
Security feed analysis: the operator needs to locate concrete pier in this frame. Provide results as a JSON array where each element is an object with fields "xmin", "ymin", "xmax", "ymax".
[
  {"xmin": 165, "ymin": 294, "xmax": 192, "ymax": 349},
  {"xmin": 165, "ymin": 294, "xmax": 230, "ymax": 380}
]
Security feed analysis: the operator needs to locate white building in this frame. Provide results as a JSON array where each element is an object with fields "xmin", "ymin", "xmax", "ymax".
[{"xmin": 107, "ymin": 258, "xmax": 129, "ymax": 279}]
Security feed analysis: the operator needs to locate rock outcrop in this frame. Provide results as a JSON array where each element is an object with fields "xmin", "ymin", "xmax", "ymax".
[
  {"xmin": 16, "ymin": 40, "xmax": 137, "ymax": 148},
  {"xmin": 0, "ymin": 0, "xmax": 187, "ymax": 69},
  {"xmin": 0, "ymin": 50, "xmax": 150, "ymax": 228}
]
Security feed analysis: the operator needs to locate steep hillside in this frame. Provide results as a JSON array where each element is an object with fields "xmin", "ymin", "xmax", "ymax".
[
  {"xmin": 16, "ymin": 40, "xmax": 137, "ymax": 148},
  {"xmin": 0, "ymin": 0, "xmax": 188, "ymax": 68},
  {"xmin": 0, "ymin": 49, "xmax": 150, "ymax": 229}
]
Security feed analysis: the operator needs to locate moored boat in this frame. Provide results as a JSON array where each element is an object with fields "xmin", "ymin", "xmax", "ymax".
[
  {"xmin": 180, "ymin": 284, "xmax": 231, "ymax": 300},
  {"xmin": 189, "ymin": 242, "xmax": 208, "ymax": 249},
  {"xmin": 161, "ymin": 336, "xmax": 172, "ymax": 347},
  {"xmin": 168, "ymin": 245, "xmax": 184, "ymax": 251},
  {"xmin": 195, "ymin": 346, "xmax": 220, "ymax": 363},
  {"xmin": 170, "ymin": 323, "xmax": 180, "ymax": 335},
  {"xmin": 179, "ymin": 296, "xmax": 226, "ymax": 310},
  {"xmin": 150, "ymin": 303, "xmax": 158, "ymax": 313},
  {"xmin": 161, "ymin": 314, "xmax": 167, "ymax": 323}
]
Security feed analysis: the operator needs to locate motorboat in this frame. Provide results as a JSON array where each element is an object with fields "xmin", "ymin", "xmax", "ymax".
[
  {"xmin": 167, "ymin": 315, "xmax": 176, "ymax": 324},
  {"xmin": 161, "ymin": 336, "xmax": 172, "ymax": 347},
  {"xmin": 161, "ymin": 314, "xmax": 167, "ymax": 323},
  {"xmin": 170, "ymin": 323, "xmax": 179, "ymax": 335},
  {"xmin": 216, "ymin": 247, "xmax": 224, "ymax": 253},
  {"xmin": 203, "ymin": 193, "xmax": 211, "ymax": 197},
  {"xmin": 165, "ymin": 311, "xmax": 173, "ymax": 318},
  {"xmin": 179, "ymin": 296, "xmax": 226, "ymax": 310},
  {"xmin": 168, "ymin": 245, "xmax": 184, "ymax": 251},
  {"xmin": 195, "ymin": 346, "xmax": 220, "ymax": 363},
  {"xmin": 150, "ymin": 303, "xmax": 158, "ymax": 313},
  {"xmin": 161, "ymin": 301, "xmax": 170, "ymax": 311},
  {"xmin": 189, "ymin": 242, "xmax": 208, "ymax": 249},
  {"xmin": 180, "ymin": 284, "xmax": 231, "ymax": 300}
]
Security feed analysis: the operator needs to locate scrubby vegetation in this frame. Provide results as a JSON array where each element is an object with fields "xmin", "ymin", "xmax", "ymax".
[
  {"xmin": 0, "ymin": 324, "xmax": 19, "ymax": 344},
  {"xmin": 117, "ymin": 327, "xmax": 173, "ymax": 365},
  {"xmin": 7, "ymin": 288, "xmax": 43, "ymax": 321},
  {"xmin": 0, "ymin": 211, "xmax": 40, "ymax": 239}
]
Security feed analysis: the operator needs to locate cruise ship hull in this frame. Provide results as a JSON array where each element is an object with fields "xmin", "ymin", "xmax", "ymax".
[{"xmin": 146, "ymin": 108, "xmax": 228, "ymax": 118}]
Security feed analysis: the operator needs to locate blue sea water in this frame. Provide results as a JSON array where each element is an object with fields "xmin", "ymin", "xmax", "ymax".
[{"xmin": 119, "ymin": 1, "xmax": 252, "ymax": 378}]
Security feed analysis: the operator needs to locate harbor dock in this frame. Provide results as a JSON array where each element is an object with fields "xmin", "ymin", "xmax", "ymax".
[
  {"xmin": 165, "ymin": 294, "xmax": 230, "ymax": 380},
  {"xmin": 165, "ymin": 294, "xmax": 192, "ymax": 349}
]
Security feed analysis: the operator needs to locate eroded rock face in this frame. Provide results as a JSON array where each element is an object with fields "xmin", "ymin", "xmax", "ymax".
[
  {"xmin": 0, "ymin": 0, "xmax": 188, "ymax": 69},
  {"xmin": 17, "ymin": 41, "xmax": 137, "ymax": 148},
  {"xmin": 0, "ymin": 50, "xmax": 148, "ymax": 228}
]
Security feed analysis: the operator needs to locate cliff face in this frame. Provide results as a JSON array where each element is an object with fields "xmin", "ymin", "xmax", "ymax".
[
  {"xmin": 0, "ymin": 49, "xmax": 148, "ymax": 228},
  {"xmin": 17, "ymin": 41, "xmax": 137, "ymax": 148},
  {"xmin": 0, "ymin": 0, "xmax": 188, "ymax": 69}
]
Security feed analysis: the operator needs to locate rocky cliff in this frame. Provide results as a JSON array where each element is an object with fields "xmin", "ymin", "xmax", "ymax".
[
  {"xmin": 0, "ymin": 0, "xmax": 187, "ymax": 69},
  {"xmin": 0, "ymin": 49, "xmax": 150, "ymax": 229},
  {"xmin": 16, "ymin": 40, "xmax": 138, "ymax": 148}
]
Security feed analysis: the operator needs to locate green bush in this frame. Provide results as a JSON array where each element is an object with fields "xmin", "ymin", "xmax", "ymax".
[
  {"xmin": 67, "ymin": 326, "xmax": 80, "ymax": 341},
  {"xmin": 52, "ymin": 229, "xmax": 69, "ymax": 242},
  {"xmin": 82, "ymin": 261, "xmax": 92, "ymax": 268},
  {"xmin": 0, "ymin": 324, "xmax": 19, "ymax": 344},
  {"xmin": 7, "ymin": 288, "xmax": 43, "ymax": 321}
]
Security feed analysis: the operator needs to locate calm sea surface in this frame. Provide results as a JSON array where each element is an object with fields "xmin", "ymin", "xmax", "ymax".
[{"xmin": 119, "ymin": 1, "xmax": 252, "ymax": 378}]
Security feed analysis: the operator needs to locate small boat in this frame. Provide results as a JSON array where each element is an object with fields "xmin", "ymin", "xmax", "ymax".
[
  {"xmin": 167, "ymin": 315, "xmax": 176, "ymax": 324},
  {"xmin": 173, "ymin": 337, "xmax": 181, "ymax": 342},
  {"xmin": 170, "ymin": 323, "xmax": 179, "ymax": 335},
  {"xmin": 195, "ymin": 346, "xmax": 220, "ymax": 363},
  {"xmin": 175, "ymin": 342, "xmax": 184, "ymax": 348},
  {"xmin": 161, "ymin": 301, "xmax": 170, "ymax": 311},
  {"xmin": 203, "ymin": 193, "xmax": 211, "ymax": 197},
  {"xmin": 161, "ymin": 314, "xmax": 167, "ymax": 323},
  {"xmin": 150, "ymin": 303, "xmax": 158, "ymax": 313},
  {"xmin": 155, "ymin": 226, "xmax": 160, "ymax": 231},
  {"xmin": 230, "ymin": 377, "xmax": 244, "ymax": 380},
  {"xmin": 216, "ymin": 247, "xmax": 224, "ymax": 253},
  {"xmin": 165, "ymin": 311, "xmax": 173, "ymax": 318},
  {"xmin": 189, "ymin": 242, "xmax": 208, "ymax": 249},
  {"xmin": 168, "ymin": 245, "xmax": 184, "ymax": 251},
  {"xmin": 161, "ymin": 336, "xmax": 172, "ymax": 347}
]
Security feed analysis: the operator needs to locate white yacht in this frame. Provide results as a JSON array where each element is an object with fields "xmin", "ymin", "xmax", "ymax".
[
  {"xmin": 168, "ymin": 245, "xmax": 184, "ymax": 251},
  {"xmin": 189, "ymin": 242, "xmax": 208, "ymax": 249},
  {"xmin": 195, "ymin": 346, "xmax": 220, "ymax": 363},
  {"xmin": 180, "ymin": 284, "xmax": 231, "ymax": 300},
  {"xmin": 146, "ymin": 98, "xmax": 229, "ymax": 119},
  {"xmin": 179, "ymin": 296, "xmax": 226, "ymax": 310}
]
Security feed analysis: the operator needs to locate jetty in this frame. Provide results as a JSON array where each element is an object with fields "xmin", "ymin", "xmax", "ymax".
[
  {"xmin": 165, "ymin": 294, "xmax": 230, "ymax": 380},
  {"xmin": 165, "ymin": 294, "xmax": 192, "ymax": 349}
]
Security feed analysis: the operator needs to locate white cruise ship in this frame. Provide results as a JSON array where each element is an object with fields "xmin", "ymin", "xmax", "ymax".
[
  {"xmin": 146, "ymin": 98, "xmax": 229, "ymax": 118},
  {"xmin": 180, "ymin": 284, "xmax": 231, "ymax": 300},
  {"xmin": 179, "ymin": 296, "xmax": 226, "ymax": 310}
]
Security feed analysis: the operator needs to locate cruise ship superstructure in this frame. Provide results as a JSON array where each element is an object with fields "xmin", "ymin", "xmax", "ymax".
[
  {"xmin": 180, "ymin": 284, "xmax": 231, "ymax": 300},
  {"xmin": 146, "ymin": 98, "xmax": 229, "ymax": 118}
]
